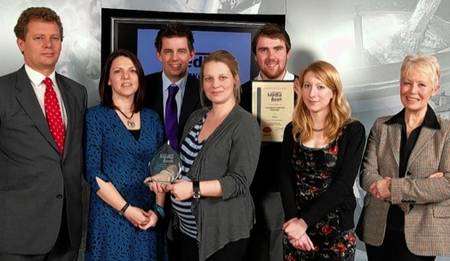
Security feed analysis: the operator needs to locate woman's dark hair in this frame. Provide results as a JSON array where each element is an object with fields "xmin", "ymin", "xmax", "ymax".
[{"xmin": 99, "ymin": 49, "xmax": 146, "ymax": 112}]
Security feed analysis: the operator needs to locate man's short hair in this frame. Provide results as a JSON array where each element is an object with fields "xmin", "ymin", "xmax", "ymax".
[
  {"xmin": 251, "ymin": 23, "xmax": 291, "ymax": 54},
  {"xmin": 14, "ymin": 7, "xmax": 63, "ymax": 40},
  {"xmin": 154, "ymin": 23, "xmax": 194, "ymax": 52}
]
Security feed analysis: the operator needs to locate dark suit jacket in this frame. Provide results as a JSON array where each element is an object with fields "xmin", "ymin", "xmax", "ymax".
[
  {"xmin": 0, "ymin": 66, "xmax": 87, "ymax": 254},
  {"xmin": 144, "ymin": 71, "xmax": 201, "ymax": 144}
]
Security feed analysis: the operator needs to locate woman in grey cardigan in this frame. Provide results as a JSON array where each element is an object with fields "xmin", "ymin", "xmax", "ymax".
[{"xmin": 162, "ymin": 50, "xmax": 261, "ymax": 261}]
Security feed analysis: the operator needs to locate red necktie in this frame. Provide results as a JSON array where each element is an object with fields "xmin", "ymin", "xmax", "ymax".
[{"xmin": 43, "ymin": 77, "xmax": 65, "ymax": 154}]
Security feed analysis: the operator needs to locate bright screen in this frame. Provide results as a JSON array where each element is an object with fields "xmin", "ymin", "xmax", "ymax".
[
  {"xmin": 102, "ymin": 8, "xmax": 285, "ymax": 83},
  {"xmin": 137, "ymin": 29, "xmax": 252, "ymax": 82}
]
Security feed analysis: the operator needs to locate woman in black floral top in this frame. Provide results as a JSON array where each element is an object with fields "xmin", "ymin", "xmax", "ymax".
[{"xmin": 280, "ymin": 61, "xmax": 365, "ymax": 260}]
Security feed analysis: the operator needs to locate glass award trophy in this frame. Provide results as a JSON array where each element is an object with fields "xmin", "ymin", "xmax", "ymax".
[{"xmin": 144, "ymin": 141, "xmax": 181, "ymax": 184}]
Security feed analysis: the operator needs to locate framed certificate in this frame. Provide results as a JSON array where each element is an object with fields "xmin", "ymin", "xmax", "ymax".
[{"xmin": 251, "ymin": 81, "xmax": 295, "ymax": 142}]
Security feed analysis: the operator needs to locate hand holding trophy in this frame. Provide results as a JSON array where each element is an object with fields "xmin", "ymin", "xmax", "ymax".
[{"xmin": 144, "ymin": 141, "xmax": 181, "ymax": 190}]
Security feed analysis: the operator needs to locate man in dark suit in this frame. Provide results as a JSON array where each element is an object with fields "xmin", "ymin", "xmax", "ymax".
[
  {"xmin": 241, "ymin": 23, "xmax": 295, "ymax": 261},
  {"xmin": 0, "ymin": 7, "xmax": 87, "ymax": 261},
  {"xmin": 144, "ymin": 23, "xmax": 200, "ymax": 261},
  {"xmin": 144, "ymin": 23, "xmax": 201, "ymax": 151}
]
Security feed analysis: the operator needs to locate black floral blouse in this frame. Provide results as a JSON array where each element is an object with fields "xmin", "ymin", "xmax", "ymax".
[{"xmin": 283, "ymin": 140, "xmax": 357, "ymax": 260}]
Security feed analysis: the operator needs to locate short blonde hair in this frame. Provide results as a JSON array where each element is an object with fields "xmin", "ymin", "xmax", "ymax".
[
  {"xmin": 293, "ymin": 61, "xmax": 352, "ymax": 143},
  {"xmin": 200, "ymin": 50, "xmax": 241, "ymax": 107},
  {"xmin": 401, "ymin": 54, "xmax": 440, "ymax": 87}
]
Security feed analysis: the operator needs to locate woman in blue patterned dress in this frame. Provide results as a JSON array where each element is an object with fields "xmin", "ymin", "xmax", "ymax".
[{"xmin": 84, "ymin": 49, "xmax": 164, "ymax": 261}]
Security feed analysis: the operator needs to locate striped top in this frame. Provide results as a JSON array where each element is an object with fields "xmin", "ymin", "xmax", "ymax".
[{"xmin": 171, "ymin": 117, "xmax": 205, "ymax": 239}]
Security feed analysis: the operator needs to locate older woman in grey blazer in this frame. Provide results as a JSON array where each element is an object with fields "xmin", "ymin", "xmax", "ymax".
[
  {"xmin": 150, "ymin": 50, "xmax": 261, "ymax": 261},
  {"xmin": 357, "ymin": 54, "xmax": 450, "ymax": 261}
]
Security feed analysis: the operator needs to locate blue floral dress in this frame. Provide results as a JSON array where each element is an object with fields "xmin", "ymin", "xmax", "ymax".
[
  {"xmin": 84, "ymin": 105, "xmax": 163, "ymax": 261},
  {"xmin": 283, "ymin": 140, "xmax": 357, "ymax": 261}
]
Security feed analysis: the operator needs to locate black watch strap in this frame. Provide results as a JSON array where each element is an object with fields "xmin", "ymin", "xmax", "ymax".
[{"xmin": 193, "ymin": 180, "xmax": 200, "ymax": 199}]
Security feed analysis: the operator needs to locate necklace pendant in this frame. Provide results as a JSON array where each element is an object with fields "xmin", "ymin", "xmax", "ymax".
[{"xmin": 127, "ymin": 120, "xmax": 135, "ymax": 128}]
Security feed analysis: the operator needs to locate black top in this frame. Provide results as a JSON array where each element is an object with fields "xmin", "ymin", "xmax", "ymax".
[
  {"xmin": 279, "ymin": 121, "xmax": 366, "ymax": 231},
  {"xmin": 128, "ymin": 129, "xmax": 140, "ymax": 141},
  {"xmin": 384, "ymin": 105, "xmax": 441, "ymax": 231},
  {"xmin": 290, "ymin": 140, "xmax": 339, "ymax": 213}
]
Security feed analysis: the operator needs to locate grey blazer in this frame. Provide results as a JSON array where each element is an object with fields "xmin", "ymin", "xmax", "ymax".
[
  {"xmin": 0, "ymin": 66, "xmax": 87, "ymax": 254},
  {"xmin": 170, "ymin": 105, "xmax": 261, "ymax": 261},
  {"xmin": 357, "ymin": 111, "xmax": 450, "ymax": 256}
]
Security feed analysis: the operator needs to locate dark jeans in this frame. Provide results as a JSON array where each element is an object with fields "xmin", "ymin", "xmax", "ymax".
[
  {"xmin": 174, "ymin": 230, "xmax": 249, "ymax": 261},
  {"xmin": 365, "ymin": 229, "xmax": 435, "ymax": 261}
]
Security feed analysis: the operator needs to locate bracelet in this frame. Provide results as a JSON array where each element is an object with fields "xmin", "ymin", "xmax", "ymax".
[
  {"xmin": 118, "ymin": 202, "xmax": 130, "ymax": 216},
  {"xmin": 154, "ymin": 203, "xmax": 165, "ymax": 220}
]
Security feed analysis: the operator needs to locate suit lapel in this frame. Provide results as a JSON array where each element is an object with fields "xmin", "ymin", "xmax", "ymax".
[
  {"xmin": 179, "ymin": 75, "xmax": 199, "ymax": 130},
  {"xmin": 14, "ymin": 67, "xmax": 59, "ymax": 154},
  {"xmin": 387, "ymin": 124, "xmax": 401, "ymax": 169},
  {"xmin": 155, "ymin": 73, "xmax": 164, "ymax": 120},
  {"xmin": 56, "ymin": 74, "xmax": 74, "ymax": 160},
  {"xmin": 407, "ymin": 127, "xmax": 436, "ymax": 171}
]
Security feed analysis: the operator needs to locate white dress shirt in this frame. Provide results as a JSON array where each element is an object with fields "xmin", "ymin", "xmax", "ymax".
[
  {"xmin": 255, "ymin": 70, "xmax": 295, "ymax": 81},
  {"xmin": 161, "ymin": 71, "xmax": 187, "ymax": 121},
  {"xmin": 25, "ymin": 65, "xmax": 67, "ymax": 125}
]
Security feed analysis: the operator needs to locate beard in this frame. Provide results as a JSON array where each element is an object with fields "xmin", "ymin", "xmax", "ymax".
[{"xmin": 260, "ymin": 60, "xmax": 287, "ymax": 80}]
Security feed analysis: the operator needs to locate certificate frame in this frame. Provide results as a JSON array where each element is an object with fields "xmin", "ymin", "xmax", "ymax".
[{"xmin": 251, "ymin": 80, "xmax": 295, "ymax": 142}]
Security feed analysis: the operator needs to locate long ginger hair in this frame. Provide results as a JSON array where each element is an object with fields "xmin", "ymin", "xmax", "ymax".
[{"xmin": 292, "ymin": 61, "xmax": 352, "ymax": 143}]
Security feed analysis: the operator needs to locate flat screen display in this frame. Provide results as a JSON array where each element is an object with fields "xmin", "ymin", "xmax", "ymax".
[
  {"xmin": 137, "ymin": 29, "xmax": 252, "ymax": 82},
  {"xmin": 102, "ymin": 8, "xmax": 285, "ymax": 81}
]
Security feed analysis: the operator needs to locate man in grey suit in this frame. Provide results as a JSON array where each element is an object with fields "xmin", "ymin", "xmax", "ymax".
[{"xmin": 0, "ymin": 7, "xmax": 87, "ymax": 261}]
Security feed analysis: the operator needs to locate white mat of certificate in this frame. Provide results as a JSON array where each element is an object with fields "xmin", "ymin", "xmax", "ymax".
[{"xmin": 251, "ymin": 81, "xmax": 294, "ymax": 142}]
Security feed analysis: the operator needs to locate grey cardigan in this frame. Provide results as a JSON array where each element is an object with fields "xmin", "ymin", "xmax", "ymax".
[{"xmin": 169, "ymin": 105, "xmax": 261, "ymax": 261}]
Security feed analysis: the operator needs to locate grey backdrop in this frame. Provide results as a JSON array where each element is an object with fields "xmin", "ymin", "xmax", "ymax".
[{"xmin": 0, "ymin": 0, "xmax": 448, "ymax": 260}]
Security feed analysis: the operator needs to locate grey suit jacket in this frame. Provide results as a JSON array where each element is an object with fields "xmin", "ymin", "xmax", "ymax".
[
  {"xmin": 0, "ymin": 66, "xmax": 87, "ymax": 254},
  {"xmin": 358, "ymin": 111, "xmax": 450, "ymax": 256}
]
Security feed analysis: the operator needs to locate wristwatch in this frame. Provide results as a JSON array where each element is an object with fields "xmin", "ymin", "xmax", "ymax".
[{"xmin": 193, "ymin": 180, "xmax": 201, "ymax": 199}]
